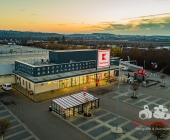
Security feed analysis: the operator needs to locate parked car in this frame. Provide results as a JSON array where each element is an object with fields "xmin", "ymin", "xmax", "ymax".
[
  {"xmin": 120, "ymin": 65, "xmax": 129, "ymax": 71},
  {"xmin": 2, "ymin": 83, "xmax": 12, "ymax": 91}
]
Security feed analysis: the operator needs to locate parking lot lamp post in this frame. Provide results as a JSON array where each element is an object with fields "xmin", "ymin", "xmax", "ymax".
[
  {"xmin": 112, "ymin": 59, "xmax": 123, "ymax": 133},
  {"xmin": 127, "ymin": 56, "xmax": 130, "ymax": 70}
]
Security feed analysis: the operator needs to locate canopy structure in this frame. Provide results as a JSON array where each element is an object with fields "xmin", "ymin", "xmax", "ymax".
[{"xmin": 51, "ymin": 92, "xmax": 99, "ymax": 118}]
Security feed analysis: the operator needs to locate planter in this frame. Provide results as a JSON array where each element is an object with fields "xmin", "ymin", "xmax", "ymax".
[
  {"xmin": 131, "ymin": 96, "xmax": 137, "ymax": 99},
  {"xmin": 83, "ymin": 113, "xmax": 92, "ymax": 117}
]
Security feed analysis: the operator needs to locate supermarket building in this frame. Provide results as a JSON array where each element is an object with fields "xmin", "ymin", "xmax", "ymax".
[{"xmin": 13, "ymin": 49, "xmax": 120, "ymax": 102}]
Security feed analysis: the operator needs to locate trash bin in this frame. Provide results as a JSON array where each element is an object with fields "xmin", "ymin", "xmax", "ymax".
[{"xmin": 49, "ymin": 106, "xmax": 52, "ymax": 111}]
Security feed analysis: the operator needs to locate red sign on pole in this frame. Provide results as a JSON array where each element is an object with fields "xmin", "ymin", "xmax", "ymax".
[
  {"xmin": 138, "ymin": 69, "xmax": 145, "ymax": 75},
  {"xmin": 83, "ymin": 86, "xmax": 87, "ymax": 91}
]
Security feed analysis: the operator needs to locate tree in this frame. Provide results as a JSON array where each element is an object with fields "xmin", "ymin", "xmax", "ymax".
[
  {"xmin": 0, "ymin": 119, "xmax": 12, "ymax": 140},
  {"xmin": 131, "ymin": 82, "xmax": 139, "ymax": 99},
  {"xmin": 112, "ymin": 46, "xmax": 122, "ymax": 57},
  {"xmin": 160, "ymin": 75, "xmax": 166, "ymax": 87},
  {"xmin": 150, "ymin": 121, "xmax": 169, "ymax": 140}
]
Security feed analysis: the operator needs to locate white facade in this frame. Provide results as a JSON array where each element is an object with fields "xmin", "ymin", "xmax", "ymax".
[{"xmin": 35, "ymin": 81, "xmax": 59, "ymax": 94}]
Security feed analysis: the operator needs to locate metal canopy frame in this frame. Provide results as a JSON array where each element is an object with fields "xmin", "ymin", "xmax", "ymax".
[{"xmin": 51, "ymin": 92, "xmax": 99, "ymax": 118}]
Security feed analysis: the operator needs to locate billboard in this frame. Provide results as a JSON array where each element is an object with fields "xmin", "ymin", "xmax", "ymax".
[{"xmin": 98, "ymin": 50, "xmax": 110, "ymax": 68}]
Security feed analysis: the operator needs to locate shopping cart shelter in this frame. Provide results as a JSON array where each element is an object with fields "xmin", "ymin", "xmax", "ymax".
[{"xmin": 51, "ymin": 92, "xmax": 99, "ymax": 118}]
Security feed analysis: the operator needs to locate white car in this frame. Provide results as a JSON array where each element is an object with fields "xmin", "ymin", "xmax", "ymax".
[
  {"xmin": 120, "ymin": 65, "xmax": 128, "ymax": 71},
  {"xmin": 2, "ymin": 83, "xmax": 12, "ymax": 91}
]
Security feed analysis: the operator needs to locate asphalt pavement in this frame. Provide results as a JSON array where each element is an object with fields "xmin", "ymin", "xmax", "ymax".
[{"xmin": 1, "ymin": 69, "xmax": 170, "ymax": 140}]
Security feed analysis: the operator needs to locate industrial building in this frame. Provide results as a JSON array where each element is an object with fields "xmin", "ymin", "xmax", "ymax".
[
  {"xmin": 0, "ymin": 44, "xmax": 48, "ymax": 85},
  {"xmin": 12, "ymin": 49, "xmax": 120, "ymax": 102}
]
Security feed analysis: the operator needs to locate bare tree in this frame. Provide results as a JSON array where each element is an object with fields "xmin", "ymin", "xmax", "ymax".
[
  {"xmin": 131, "ymin": 82, "xmax": 139, "ymax": 99},
  {"xmin": 0, "ymin": 119, "xmax": 12, "ymax": 140},
  {"xmin": 150, "ymin": 121, "xmax": 169, "ymax": 140}
]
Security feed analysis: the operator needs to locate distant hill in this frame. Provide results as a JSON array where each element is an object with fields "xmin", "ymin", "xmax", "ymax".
[{"xmin": 0, "ymin": 30, "xmax": 62, "ymax": 40}]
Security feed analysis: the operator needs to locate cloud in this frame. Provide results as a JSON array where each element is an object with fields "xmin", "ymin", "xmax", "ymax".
[
  {"xmin": 121, "ymin": 13, "xmax": 170, "ymax": 20},
  {"xmin": 56, "ymin": 24, "xmax": 66, "ymax": 26},
  {"xmin": 19, "ymin": 9, "xmax": 25, "ymax": 12},
  {"xmin": 91, "ymin": 15, "xmax": 170, "ymax": 35},
  {"xmin": 30, "ymin": 22, "xmax": 35, "ymax": 24},
  {"xmin": 30, "ymin": 14, "xmax": 38, "ymax": 16}
]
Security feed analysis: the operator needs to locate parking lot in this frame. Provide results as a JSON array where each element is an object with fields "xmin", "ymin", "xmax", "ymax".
[{"xmin": 1, "ymin": 70, "xmax": 170, "ymax": 140}]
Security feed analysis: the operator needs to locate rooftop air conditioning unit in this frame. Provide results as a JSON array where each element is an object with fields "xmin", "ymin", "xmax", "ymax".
[{"xmin": 70, "ymin": 60, "xmax": 74, "ymax": 63}]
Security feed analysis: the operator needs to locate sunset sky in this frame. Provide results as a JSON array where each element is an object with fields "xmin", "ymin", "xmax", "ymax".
[{"xmin": 1, "ymin": 0, "xmax": 170, "ymax": 35}]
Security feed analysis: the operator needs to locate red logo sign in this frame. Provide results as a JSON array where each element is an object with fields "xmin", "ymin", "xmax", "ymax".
[
  {"xmin": 98, "ymin": 50, "xmax": 110, "ymax": 68},
  {"xmin": 138, "ymin": 69, "xmax": 145, "ymax": 74},
  {"xmin": 102, "ymin": 53, "xmax": 106, "ymax": 60}
]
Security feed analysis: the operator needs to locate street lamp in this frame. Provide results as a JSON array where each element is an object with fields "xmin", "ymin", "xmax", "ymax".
[
  {"xmin": 127, "ymin": 56, "xmax": 130, "ymax": 70},
  {"xmin": 111, "ymin": 58, "xmax": 123, "ymax": 133}
]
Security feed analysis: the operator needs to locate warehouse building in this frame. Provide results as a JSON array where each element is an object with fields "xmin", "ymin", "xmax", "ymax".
[
  {"xmin": 13, "ymin": 49, "xmax": 120, "ymax": 102},
  {"xmin": 0, "ymin": 44, "xmax": 48, "ymax": 85}
]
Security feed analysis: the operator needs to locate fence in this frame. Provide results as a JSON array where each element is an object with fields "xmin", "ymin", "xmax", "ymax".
[{"xmin": 0, "ymin": 50, "xmax": 48, "ymax": 56}]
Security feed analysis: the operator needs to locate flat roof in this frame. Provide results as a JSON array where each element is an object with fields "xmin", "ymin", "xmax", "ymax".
[
  {"xmin": 52, "ymin": 92, "xmax": 98, "ymax": 110},
  {"xmin": 51, "ymin": 49, "xmax": 98, "ymax": 52},
  {"xmin": 0, "ymin": 44, "xmax": 48, "ymax": 54},
  {"xmin": 13, "ymin": 65, "xmax": 119, "ymax": 83},
  {"xmin": 0, "ymin": 54, "xmax": 48, "ymax": 65}
]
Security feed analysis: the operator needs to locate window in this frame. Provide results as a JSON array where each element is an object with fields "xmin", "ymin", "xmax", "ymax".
[
  {"xmin": 7, "ymin": 85, "xmax": 11, "ymax": 87},
  {"xmin": 29, "ymin": 83, "xmax": 31, "ymax": 89},
  {"xmin": 23, "ymin": 80, "xmax": 24, "ymax": 85}
]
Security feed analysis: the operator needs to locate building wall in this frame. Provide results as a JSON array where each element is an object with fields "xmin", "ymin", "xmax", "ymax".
[
  {"xmin": 49, "ymin": 50, "xmax": 98, "ymax": 64},
  {"xmin": 0, "ymin": 64, "xmax": 15, "ymax": 75},
  {"xmin": 0, "ymin": 75, "xmax": 15, "ymax": 85},
  {"xmin": 34, "ymin": 81, "xmax": 59, "ymax": 94},
  {"xmin": 19, "ymin": 76, "xmax": 34, "ymax": 93}
]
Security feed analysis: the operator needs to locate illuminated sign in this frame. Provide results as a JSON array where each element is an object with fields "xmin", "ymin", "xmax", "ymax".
[
  {"xmin": 98, "ymin": 50, "xmax": 110, "ymax": 68},
  {"xmin": 53, "ymin": 80, "xmax": 57, "ymax": 83},
  {"xmin": 48, "ymin": 82, "xmax": 52, "ymax": 84},
  {"xmin": 138, "ymin": 69, "xmax": 145, "ymax": 75}
]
